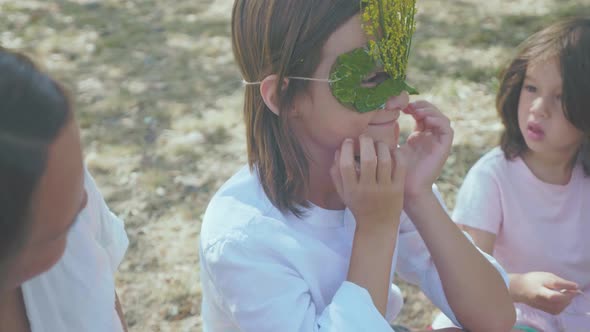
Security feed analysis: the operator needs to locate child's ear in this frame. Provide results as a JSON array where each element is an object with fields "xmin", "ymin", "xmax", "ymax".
[{"xmin": 260, "ymin": 75, "xmax": 289, "ymax": 116}]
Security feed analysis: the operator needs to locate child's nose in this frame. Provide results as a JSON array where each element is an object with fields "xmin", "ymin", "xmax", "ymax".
[
  {"xmin": 531, "ymin": 97, "xmax": 549, "ymax": 117},
  {"xmin": 385, "ymin": 91, "xmax": 409, "ymax": 111}
]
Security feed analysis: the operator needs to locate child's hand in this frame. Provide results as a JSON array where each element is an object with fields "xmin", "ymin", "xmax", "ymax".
[
  {"xmin": 330, "ymin": 135, "xmax": 407, "ymax": 232},
  {"xmin": 400, "ymin": 101, "xmax": 453, "ymax": 200},
  {"xmin": 511, "ymin": 271, "xmax": 579, "ymax": 315}
]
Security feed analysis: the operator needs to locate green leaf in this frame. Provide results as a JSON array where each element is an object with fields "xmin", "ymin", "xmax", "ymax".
[{"xmin": 329, "ymin": 48, "xmax": 418, "ymax": 113}]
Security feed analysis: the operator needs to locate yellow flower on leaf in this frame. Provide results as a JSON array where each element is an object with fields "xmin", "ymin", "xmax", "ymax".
[{"xmin": 361, "ymin": 0, "xmax": 417, "ymax": 80}]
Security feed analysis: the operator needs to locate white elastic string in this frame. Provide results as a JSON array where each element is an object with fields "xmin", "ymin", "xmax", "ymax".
[{"xmin": 242, "ymin": 76, "xmax": 340, "ymax": 85}]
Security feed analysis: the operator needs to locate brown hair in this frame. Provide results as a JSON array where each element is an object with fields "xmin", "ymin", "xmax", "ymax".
[
  {"xmin": 0, "ymin": 48, "xmax": 71, "ymax": 279},
  {"xmin": 497, "ymin": 17, "xmax": 590, "ymax": 175},
  {"xmin": 232, "ymin": 0, "xmax": 361, "ymax": 215}
]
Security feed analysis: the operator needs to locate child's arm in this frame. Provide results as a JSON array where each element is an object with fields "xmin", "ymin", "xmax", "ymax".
[
  {"xmin": 330, "ymin": 136, "xmax": 407, "ymax": 316},
  {"xmin": 461, "ymin": 225, "xmax": 580, "ymax": 315},
  {"xmin": 457, "ymin": 225, "xmax": 495, "ymax": 254},
  {"xmin": 404, "ymin": 194, "xmax": 515, "ymax": 331},
  {"xmin": 346, "ymin": 224, "xmax": 397, "ymax": 316},
  {"xmin": 400, "ymin": 102, "xmax": 515, "ymax": 331},
  {"xmin": 115, "ymin": 291, "xmax": 128, "ymax": 332}
]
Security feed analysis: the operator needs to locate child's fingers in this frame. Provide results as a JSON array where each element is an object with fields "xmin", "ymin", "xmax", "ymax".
[
  {"xmin": 359, "ymin": 135, "xmax": 377, "ymax": 184},
  {"xmin": 559, "ymin": 290, "xmax": 579, "ymax": 302},
  {"xmin": 547, "ymin": 276, "xmax": 579, "ymax": 292},
  {"xmin": 422, "ymin": 115, "xmax": 453, "ymax": 138},
  {"xmin": 405, "ymin": 106, "xmax": 446, "ymax": 133},
  {"xmin": 543, "ymin": 286, "xmax": 575, "ymax": 300},
  {"xmin": 403, "ymin": 107, "xmax": 425, "ymax": 132},
  {"xmin": 391, "ymin": 147, "xmax": 408, "ymax": 187},
  {"xmin": 408, "ymin": 100, "xmax": 438, "ymax": 111},
  {"xmin": 414, "ymin": 117, "xmax": 425, "ymax": 133},
  {"xmin": 375, "ymin": 141, "xmax": 392, "ymax": 184},
  {"xmin": 403, "ymin": 101, "xmax": 444, "ymax": 120},
  {"xmin": 339, "ymin": 139, "xmax": 358, "ymax": 190},
  {"xmin": 542, "ymin": 288, "xmax": 576, "ymax": 314},
  {"xmin": 406, "ymin": 107, "xmax": 445, "ymax": 121}
]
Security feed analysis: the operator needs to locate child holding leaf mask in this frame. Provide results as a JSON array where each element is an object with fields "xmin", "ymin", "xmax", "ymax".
[{"xmin": 200, "ymin": 1, "xmax": 516, "ymax": 331}]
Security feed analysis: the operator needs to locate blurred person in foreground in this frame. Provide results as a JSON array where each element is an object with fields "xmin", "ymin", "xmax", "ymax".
[{"xmin": 0, "ymin": 47, "xmax": 129, "ymax": 332}]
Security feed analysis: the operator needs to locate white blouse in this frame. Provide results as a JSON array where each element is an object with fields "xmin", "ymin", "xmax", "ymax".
[
  {"xmin": 200, "ymin": 166, "xmax": 508, "ymax": 332},
  {"xmin": 21, "ymin": 169, "xmax": 129, "ymax": 332}
]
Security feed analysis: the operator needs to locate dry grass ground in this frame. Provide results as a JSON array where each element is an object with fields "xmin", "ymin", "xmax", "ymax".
[{"xmin": 1, "ymin": 0, "xmax": 589, "ymax": 330}]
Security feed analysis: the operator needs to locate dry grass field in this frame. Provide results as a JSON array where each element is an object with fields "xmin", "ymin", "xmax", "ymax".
[{"xmin": 2, "ymin": 0, "xmax": 589, "ymax": 330}]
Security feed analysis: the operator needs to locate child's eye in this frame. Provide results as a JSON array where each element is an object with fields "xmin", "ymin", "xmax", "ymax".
[
  {"xmin": 524, "ymin": 85, "xmax": 537, "ymax": 93},
  {"xmin": 361, "ymin": 71, "xmax": 390, "ymax": 88},
  {"xmin": 555, "ymin": 94, "xmax": 562, "ymax": 101}
]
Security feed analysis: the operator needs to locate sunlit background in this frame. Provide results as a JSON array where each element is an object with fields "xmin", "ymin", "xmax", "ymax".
[{"xmin": 2, "ymin": 0, "xmax": 588, "ymax": 330}]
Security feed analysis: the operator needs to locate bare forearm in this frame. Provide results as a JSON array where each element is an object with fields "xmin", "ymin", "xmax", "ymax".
[
  {"xmin": 508, "ymin": 273, "xmax": 527, "ymax": 304},
  {"xmin": 347, "ymin": 224, "xmax": 398, "ymax": 316},
  {"xmin": 404, "ymin": 193, "xmax": 515, "ymax": 331},
  {"xmin": 115, "ymin": 291, "xmax": 128, "ymax": 332}
]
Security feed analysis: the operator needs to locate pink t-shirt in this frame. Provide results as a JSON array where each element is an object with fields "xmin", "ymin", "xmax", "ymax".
[{"xmin": 453, "ymin": 147, "xmax": 590, "ymax": 331}]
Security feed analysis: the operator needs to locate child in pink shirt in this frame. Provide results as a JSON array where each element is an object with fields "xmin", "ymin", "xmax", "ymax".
[{"xmin": 433, "ymin": 17, "xmax": 590, "ymax": 332}]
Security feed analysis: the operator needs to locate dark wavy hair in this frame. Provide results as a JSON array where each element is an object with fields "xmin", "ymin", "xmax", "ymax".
[
  {"xmin": 0, "ymin": 48, "xmax": 71, "ymax": 278},
  {"xmin": 497, "ymin": 17, "xmax": 590, "ymax": 174}
]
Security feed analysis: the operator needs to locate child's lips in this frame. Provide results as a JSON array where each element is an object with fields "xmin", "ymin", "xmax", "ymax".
[
  {"xmin": 369, "ymin": 119, "xmax": 397, "ymax": 126},
  {"xmin": 369, "ymin": 109, "xmax": 401, "ymax": 126},
  {"xmin": 527, "ymin": 122, "xmax": 545, "ymax": 140}
]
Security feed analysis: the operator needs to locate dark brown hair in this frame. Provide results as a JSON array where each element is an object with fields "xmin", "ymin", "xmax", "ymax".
[
  {"xmin": 0, "ymin": 48, "xmax": 71, "ymax": 277},
  {"xmin": 497, "ymin": 17, "xmax": 590, "ymax": 174},
  {"xmin": 232, "ymin": 0, "xmax": 361, "ymax": 215}
]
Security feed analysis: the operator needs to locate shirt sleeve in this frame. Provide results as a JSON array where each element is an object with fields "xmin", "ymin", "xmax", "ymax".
[
  {"xmin": 395, "ymin": 186, "xmax": 509, "ymax": 328},
  {"xmin": 84, "ymin": 169, "xmax": 129, "ymax": 273},
  {"xmin": 201, "ymin": 233, "xmax": 394, "ymax": 332},
  {"xmin": 452, "ymin": 160, "xmax": 503, "ymax": 235}
]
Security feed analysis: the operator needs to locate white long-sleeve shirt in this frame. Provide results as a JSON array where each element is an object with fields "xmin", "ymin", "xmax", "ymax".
[
  {"xmin": 21, "ymin": 169, "xmax": 129, "ymax": 332},
  {"xmin": 200, "ymin": 166, "xmax": 508, "ymax": 332}
]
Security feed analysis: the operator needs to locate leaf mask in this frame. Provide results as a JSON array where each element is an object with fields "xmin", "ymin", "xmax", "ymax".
[{"xmin": 329, "ymin": 0, "xmax": 418, "ymax": 113}]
